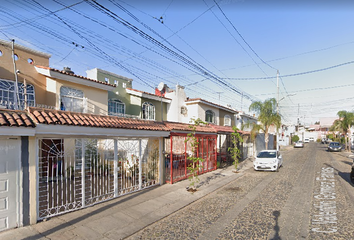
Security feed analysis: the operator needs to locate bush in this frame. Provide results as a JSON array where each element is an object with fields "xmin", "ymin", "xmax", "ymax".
[{"xmin": 292, "ymin": 135, "xmax": 299, "ymax": 143}]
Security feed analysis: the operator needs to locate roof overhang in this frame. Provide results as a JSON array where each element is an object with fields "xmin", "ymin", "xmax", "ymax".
[
  {"xmin": 0, "ymin": 127, "xmax": 35, "ymax": 136},
  {"xmin": 35, "ymin": 66, "xmax": 115, "ymax": 91},
  {"xmin": 126, "ymin": 89, "xmax": 171, "ymax": 103},
  {"xmin": 34, "ymin": 124, "xmax": 170, "ymax": 138},
  {"xmin": 186, "ymin": 99, "xmax": 237, "ymax": 114}
]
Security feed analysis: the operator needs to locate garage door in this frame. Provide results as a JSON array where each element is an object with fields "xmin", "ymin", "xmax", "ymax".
[{"xmin": 0, "ymin": 138, "xmax": 20, "ymax": 231}]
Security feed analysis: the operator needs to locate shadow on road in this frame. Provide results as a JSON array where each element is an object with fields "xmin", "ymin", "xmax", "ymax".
[
  {"xmin": 270, "ymin": 210, "xmax": 282, "ymax": 240},
  {"xmin": 324, "ymin": 163, "xmax": 353, "ymax": 186}
]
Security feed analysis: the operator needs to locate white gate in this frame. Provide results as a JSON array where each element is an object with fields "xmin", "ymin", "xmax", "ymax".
[
  {"xmin": 0, "ymin": 138, "xmax": 20, "ymax": 232},
  {"xmin": 38, "ymin": 137, "xmax": 160, "ymax": 220}
]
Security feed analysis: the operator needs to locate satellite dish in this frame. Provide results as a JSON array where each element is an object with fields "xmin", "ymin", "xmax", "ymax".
[{"xmin": 157, "ymin": 82, "xmax": 165, "ymax": 91}]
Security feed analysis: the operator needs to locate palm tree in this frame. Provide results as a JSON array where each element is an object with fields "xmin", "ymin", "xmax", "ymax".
[
  {"xmin": 249, "ymin": 98, "xmax": 281, "ymax": 150},
  {"xmin": 336, "ymin": 110, "xmax": 354, "ymax": 151}
]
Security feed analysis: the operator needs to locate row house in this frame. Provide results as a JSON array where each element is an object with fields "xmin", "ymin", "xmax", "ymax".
[
  {"xmin": 86, "ymin": 68, "xmax": 171, "ymax": 121},
  {"xmin": 0, "ymin": 39, "xmax": 217, "ymax": 232},
  {"xmin": 163, "ymin": 85, "xmax": 251, "ymax": 167}
]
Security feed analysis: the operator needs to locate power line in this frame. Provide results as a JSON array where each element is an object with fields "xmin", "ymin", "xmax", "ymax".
[{"xmin": 224, "ymin": 60, "xmax": 354, "ymax": 80}]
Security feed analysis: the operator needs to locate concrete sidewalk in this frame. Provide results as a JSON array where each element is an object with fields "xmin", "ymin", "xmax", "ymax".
[{"xmin": 0, "ymin": 158, "xmax": 254, "ymax": 240}]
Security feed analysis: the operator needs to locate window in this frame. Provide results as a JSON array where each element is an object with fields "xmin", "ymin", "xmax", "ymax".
[
  {"xmin": 122, "ymin": 82, "xmax": 126, "ymax": 88},
  {"xmin": 60, "ymin": 86, "xmax": 84, "ymax": 112},
  {"xmin": 114, "ymin": 80, "xmax": 118, "ymax": 86},
  {"xmin": 142, "ymin": 102, "xmax": 155, "ymax": 120},
  {"xmin": 0, "ymin": 79, "xmax": 35, "ymax": 109},
  {"xmin": 205, "ymin": 110, "xmax": 215, "ymax": 123},
  {"xmin": 108, "ymin": 99, "xmax": 125, "ymax": 116},
  {"xmin": 104, "ymin": 77, "xmax": 109, "ymax": 83},
  {"xmin": 224, "ymin": 115, "xmax": 231, "ymax": 126}
]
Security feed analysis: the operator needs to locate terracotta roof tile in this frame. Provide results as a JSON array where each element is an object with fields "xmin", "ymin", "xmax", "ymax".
[
  {"xmin": 0, "ymin": 109, "xmax": 36, "ymax": 127},
  {"xmin": 36, "ymin": 66, "xmax": 116, "ymax": 88},
  {"xmin": 163, "ymin": 121, "xmax": 216, "ymax": 133},
  {"xmin": 28, "ymin": 107, "xmax": 169, "ymax": 131},
  {"xmin": 126, "ymin": 88, "xmax": 172, "ymax": 100}
]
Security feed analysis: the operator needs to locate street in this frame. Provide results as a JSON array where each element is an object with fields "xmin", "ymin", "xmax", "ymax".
[{"xmin": 129, "ymin": 143, "xmax": 354, "ymax": 239}]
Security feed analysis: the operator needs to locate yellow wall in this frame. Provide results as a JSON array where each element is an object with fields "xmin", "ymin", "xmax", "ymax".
[{"xmin": 0, "ymin": 41, "xmax": 50, "ymax": 105}]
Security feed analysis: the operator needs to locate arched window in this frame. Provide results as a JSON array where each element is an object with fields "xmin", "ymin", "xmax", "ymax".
[
  {"xmin": 205, "ymin": 110, "xmax": 215, "ymax": 123},
  {"xmin": 60, "ymin": 86, "xmax": 84, "ymax": 112},
  {"xmin": 108, "ymin": 99, "xmax": 125, "ymax": 116},
  {"xmin": 0, "ymin": 79, "xmax": 35, "ymax": 110},
  {"xmin": 224, "ymin": 115, "xmax": 231, "ymax": 126},
  {"xmin": 142, "ymin": 102, "xmax": 155, "ymax": 120}
]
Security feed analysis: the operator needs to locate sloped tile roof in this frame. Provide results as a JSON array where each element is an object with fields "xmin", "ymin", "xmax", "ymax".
[
  {"xmin": 0, "ymin": 109, "xmax": 36, "ymax": 127},
  {"xmin": 126, "ymin": 88, "xmax": 172, "ymax": 100},
  {"xmin": 186, "ymin": 98, "xmax": 237, "ymax": 113},
  {"xmin": 28, "ymin": 107, "xmax": 169, "ymax": 131},
  {"xmin": 209, "ymin": 125, "xmax": 234, "ymax": 133},
  {"xmin": 164, "ymin": 121, "xmax": 216, "ymax": 133},
  {"xmin": 35, "ymin": 66, "xmax": 116, "ymax": 87},
  {"xmin": 208, "ymin": 124, "xmax": 248, "ymax": 135}
]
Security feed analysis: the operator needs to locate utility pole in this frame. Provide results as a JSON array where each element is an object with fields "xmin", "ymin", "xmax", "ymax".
[
  {"xmin": 216, "ymin": 92, "xmax": 223, "ymax": 105},
  {"xmin": 276, "ymin": 70, "xmax": 279, "ymax": 151},
  {"xmin": 12, "ymin": 39, "xmax": 20, "ymax": 110}
]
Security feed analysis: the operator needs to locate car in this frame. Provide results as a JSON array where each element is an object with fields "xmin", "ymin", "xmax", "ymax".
[
  {"xmin": 304, "ymin": 138, "xmax": 310, "ymax": 143},
  {"xmin": 294, "ymin": 141, "xmax": 304, "ymax": 148},
  {"xmin": 321, "ymin": 138, "xmax": 328, "ymax": 144},
  {"xmin": 327, "ymin": 142, "xmax": 342, "ymax": 152},
  {"xmin": 309, "ymin": 137, "xmax": 314, "ymax": 142},
  {"xmin": 254, "ymin": 150, "xmax": 283, "ymax": 172}
]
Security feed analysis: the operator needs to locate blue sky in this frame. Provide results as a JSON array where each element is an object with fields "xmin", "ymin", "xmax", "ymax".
[{"xmin": 1, "ymin": 0, "xmax": 354, "ymax": 125}]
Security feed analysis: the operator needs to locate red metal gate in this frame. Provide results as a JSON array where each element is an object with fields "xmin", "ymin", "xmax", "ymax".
[{"xmin": 165, "ymin": 133, "xmax": 217, "ymax": 184}]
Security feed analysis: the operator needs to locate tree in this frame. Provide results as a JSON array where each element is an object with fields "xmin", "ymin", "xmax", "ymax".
[
  {"xmin": 292, "ymin": 135, "xmax": 299, "ymax": 143},
  {"xmin": 249, "ymin": 98, "xmax": 281, "ymax": 150},
  {"xmin": 333, "ymin": 110, "xmax": 354, "ymax": 151},
  {"xmin": 228, "ymin": 126, "xmax": 243, "ymax": 172},
  {"xmin": 185, "ymin": 118, "xmax": 206, "ymax": 192}
]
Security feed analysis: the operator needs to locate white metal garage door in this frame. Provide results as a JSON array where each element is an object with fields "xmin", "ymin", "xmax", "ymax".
[{"xmin": 0, "ymin": 138, "xmax": 20, "ymax": 232}]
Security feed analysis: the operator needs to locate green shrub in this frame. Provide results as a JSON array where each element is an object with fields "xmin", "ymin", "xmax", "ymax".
[{"xmin": 292, "ymin": 135, "xmax": 299, "ymax": 143}]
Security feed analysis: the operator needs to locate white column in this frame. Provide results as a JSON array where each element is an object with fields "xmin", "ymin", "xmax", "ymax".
[
  {"xmin": 114, "ymin": 139, "xmax": 118, "ymax": 197},
  {"xmin": 159, "ymin": 137, "xmax": 163, "ymax": 185},
  {"xmin": 138, "ymin": 139, "xmax": 142, "ymax": 190},
  {"xmin": 81, "ymin": 139, "xmax": 85, "ymax": 207}
]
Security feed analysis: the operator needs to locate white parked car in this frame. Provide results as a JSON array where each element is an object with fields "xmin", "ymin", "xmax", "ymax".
[
  {"xmin": 304, "ymin": 138, "xmax": 310, "ymax": 143},
  {"xmin": 294, "ymin": 141, "xmax": 304, "ymax": 148},
  {"xmin": 254, "ymin": 150, "xmax": 283, "ymax": 172}
]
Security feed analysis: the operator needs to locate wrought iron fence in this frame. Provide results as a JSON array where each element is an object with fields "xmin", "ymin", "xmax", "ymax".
[{"xmin": 38, "ymin": 137, "xmax": 160, "ymax": 219}]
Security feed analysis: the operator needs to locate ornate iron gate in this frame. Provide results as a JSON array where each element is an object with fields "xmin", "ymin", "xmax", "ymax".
[{"xmin": 38, "ymin": 137, "xmax": 160, "ymax": 220}]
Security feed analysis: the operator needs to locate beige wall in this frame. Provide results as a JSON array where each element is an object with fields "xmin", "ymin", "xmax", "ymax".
[
  {"xmin": 51, "ymin": 78, "xmax": 108, "ymax": 115},
  {"xmin": 28, "ymin": 136, "xmax": 37, "ymax": 225},
  {"xmin": 219, "ymin": 109, "xmax": 235, "ymax": 126},
  {"xmin": 0, "ymin": 40, "xmax": 50, "ymax": 105}
]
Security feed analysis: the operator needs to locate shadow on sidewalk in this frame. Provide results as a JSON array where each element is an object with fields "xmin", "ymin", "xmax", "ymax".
[{"xmin": 22, "ymin": 186, "xmax": 159, "ymax": 240}]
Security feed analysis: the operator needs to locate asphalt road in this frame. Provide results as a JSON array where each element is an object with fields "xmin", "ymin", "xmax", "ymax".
[{"xmin": 128, "ymin": 143, "xmax": 354, "ymax": 239}]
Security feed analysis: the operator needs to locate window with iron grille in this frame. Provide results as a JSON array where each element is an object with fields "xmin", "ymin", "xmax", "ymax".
[
  {"xmin": 60, "ymin": 86, "xmax": 84, "ymax": 112},
  {"xmin": 0, "ymin": 79, "xmax": 35, "ymax": 109},
  {"xmin": 142, "ymin": 102, "xmax": 155, "ymax": 120},
  {"xmin": 108, "ymin": 99, "xmax": 125, "ymax": 116},
  {"xmin": 205, "ymin": 110, "xmax": 215, "ymax": 123}
]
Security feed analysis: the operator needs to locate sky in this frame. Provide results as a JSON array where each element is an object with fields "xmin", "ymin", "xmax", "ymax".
[{"xmin": 1, "ymin": 0, "xmax": 354, "ymax": 126}]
